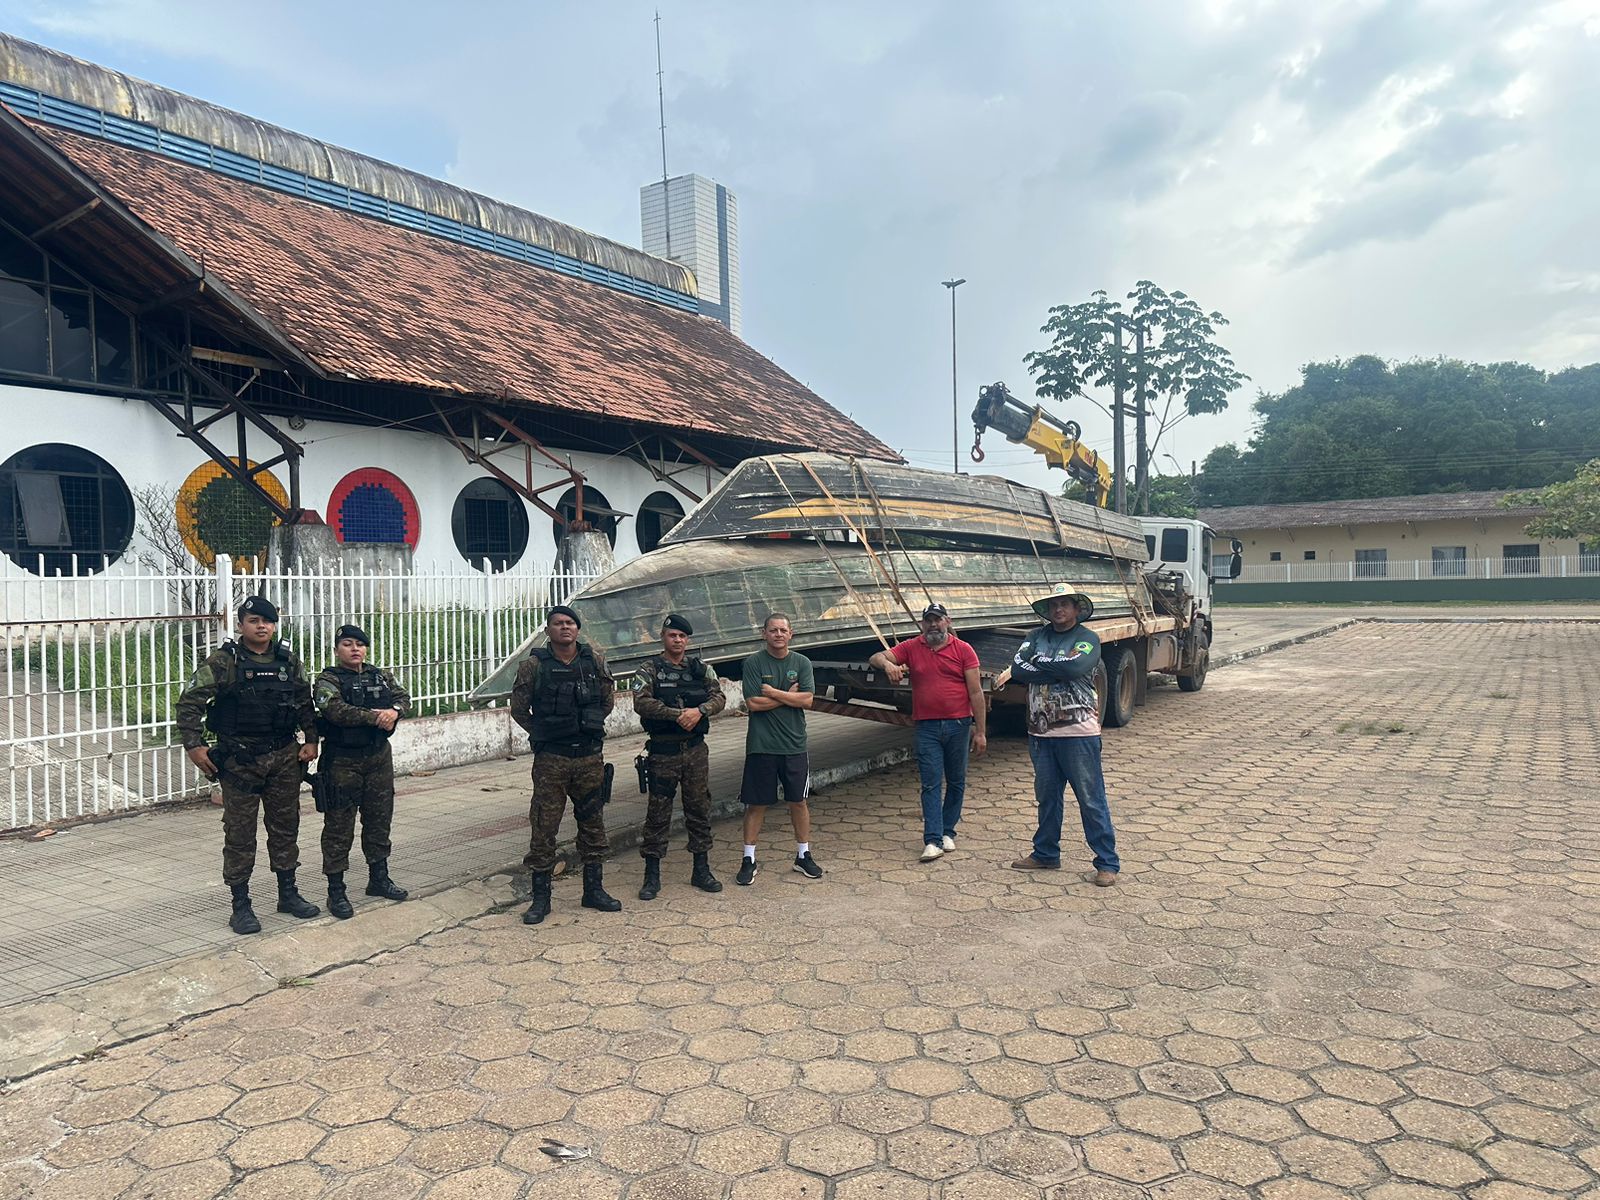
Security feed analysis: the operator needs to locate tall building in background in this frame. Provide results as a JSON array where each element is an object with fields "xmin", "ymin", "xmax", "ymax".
[{"xmin": 641, "ymin": 174, "xmax": 741, "ymax": 336}]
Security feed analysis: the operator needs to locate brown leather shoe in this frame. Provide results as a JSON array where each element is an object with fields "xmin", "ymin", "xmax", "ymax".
[
  {"xmin": 1010, "ymin": 855, "xmax": 1060, "ymax": 871},
  {"xmin": 1092, "ymin": 870, "xmax": 1119, "ymax": 887}
]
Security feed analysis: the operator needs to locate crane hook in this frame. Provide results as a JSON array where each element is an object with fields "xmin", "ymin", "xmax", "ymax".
[{"xmin": 970, "ymin": 434, "xmax": 986, "ymax": 463}]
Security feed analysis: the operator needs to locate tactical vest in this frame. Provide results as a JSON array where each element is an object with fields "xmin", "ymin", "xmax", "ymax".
[
  {"xmin": 206, "ymin": 641, "xmax": 301, "ymax": 742},
  {"xmin": 528, "ymin": 644, "xmax": 607, "ymax": 752},
  {"xmin": 640, "ymin": 654, "xmax": 713, "ymax": 741},
  {"xmin": 316, "ymin": 666, "xmax": 395, "ymax": 751}
]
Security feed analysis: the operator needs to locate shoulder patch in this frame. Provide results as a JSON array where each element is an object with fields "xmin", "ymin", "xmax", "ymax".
[{"xmin": 1074, "ymin": 641, "xmax": 1094, "ymax": 655}]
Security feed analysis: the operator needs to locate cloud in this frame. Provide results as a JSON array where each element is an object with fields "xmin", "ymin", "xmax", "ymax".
[
  {"xmin": 5, "ymin": 0, "xmax": 1597, "ymax": 488},
  {"xmin": 1290, "ymin": 169, "xmax": 1496, "ymax": 262}
]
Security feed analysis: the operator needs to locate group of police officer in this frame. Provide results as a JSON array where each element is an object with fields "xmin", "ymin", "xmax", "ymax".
[
  {"xmin": 179, "ymin": 596, "xmax": 737, "ymax": 935},
  {"xmin": 176, "ymin": 596, "xmax": 410, "ymax": 935}
]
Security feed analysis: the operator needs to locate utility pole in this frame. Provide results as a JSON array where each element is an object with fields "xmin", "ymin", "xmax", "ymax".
[
  {"xmin": 1111, "ymin": 316, "xmax": 1127, "ymax": 513},
  {"xmin": 942, "ymin": 278, "xmax": 966, "ymax": 473},
  {"xmin": 1133, "ymin": 322, "xmax": 1148, "ymax": 514}
]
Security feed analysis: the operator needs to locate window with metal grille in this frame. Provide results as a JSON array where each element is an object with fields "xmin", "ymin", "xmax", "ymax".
[
  {"xmin": 0, "ymin": 443, "xmax": 133, "ymax": 575},
  {"xmin": 636, "ymin": 491, "xmax": 684, "ymax": 554},
  {"xmin": 1354, "ymin": 548, "xmax": 1388, "ymax": 578},
  {"xmin": 552, "ymin": 485, "xmax": 621, "ymax": 549},
  {"xmin": 1432, "ymin": 546, "xmax": 1467, "ymax": 577},
  {"xmin": 1502, "ymin": 544, "xmax": 1540, "ymax": 576},
  {"xmin": 0, "ymin": 218, "xmax": 138, "ymax": 387},
  {"xmin": 451, "ymin": 478, "xmax": 527, "ymax": 571}
]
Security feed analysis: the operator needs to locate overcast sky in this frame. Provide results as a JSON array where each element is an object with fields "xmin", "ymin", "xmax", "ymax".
[{"xmin": 7, "ymin": 0, "xmax": 1599, "ymax": 492}]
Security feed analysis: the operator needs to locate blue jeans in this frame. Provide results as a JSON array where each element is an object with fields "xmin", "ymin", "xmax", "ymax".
[
  {"xmin": 915, "ymin": 718, "xmax": 971, "ymax": 845},
  {"xmin": 1029, "ymin": 735, "xmax": 1119, "ymax": 872}
]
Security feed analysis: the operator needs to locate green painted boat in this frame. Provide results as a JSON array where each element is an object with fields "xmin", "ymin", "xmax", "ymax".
[{"xmin": 470, "ymin": 455, "xmax": 1152, "ymax": 700}]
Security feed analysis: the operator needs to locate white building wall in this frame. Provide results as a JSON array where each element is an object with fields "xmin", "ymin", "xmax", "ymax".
[{"xmin": 0, "ymin": 382, "xmax": 722, "ymax": 583}]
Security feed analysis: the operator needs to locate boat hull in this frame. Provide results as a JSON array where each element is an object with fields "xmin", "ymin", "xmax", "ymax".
[
  {"xmin": 470, "ymin": 539, "xmax": 1145, "ymax": 700},
  {"xmin": 660, "ymin": 453, "xmax": 1147, "ymax": 561}
]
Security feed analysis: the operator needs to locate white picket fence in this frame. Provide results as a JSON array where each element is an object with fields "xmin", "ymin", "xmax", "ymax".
[
  {"xmin": 2, "ymin": 554, "xmax": 596, "ymax": 829},
  {"xmin": 1225, "ymin": 554, "xmax": 1600, "ymax": 585}
]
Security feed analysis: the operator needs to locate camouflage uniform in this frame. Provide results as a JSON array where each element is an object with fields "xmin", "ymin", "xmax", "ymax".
[
  {"xmin": 313, "ymin": 664, "xmax": 411, "ymax": 875},
  {"xmin": 175, "ymin": 641, "xmax": 317, "ymax": 885},
  {"xmin": 633, "ymin": 653, "xmax": 726, "ymax": 858},
  {"xmin": 510, "ymin": 641, "xmax": 615, "ymax": 873}
]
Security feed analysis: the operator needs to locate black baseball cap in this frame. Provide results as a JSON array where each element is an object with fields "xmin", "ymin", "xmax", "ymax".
[{"xmin": 921, "ymin": 603, "xmax": 949, "ymax": 619}]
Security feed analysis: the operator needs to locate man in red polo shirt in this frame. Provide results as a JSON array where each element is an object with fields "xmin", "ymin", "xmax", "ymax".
[{"xmin": 870, "ymin": 603, "xmax": 987, "ymax": 861}]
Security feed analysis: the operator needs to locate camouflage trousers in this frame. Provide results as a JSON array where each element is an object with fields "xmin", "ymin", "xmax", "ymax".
[
  {"xmin": 319, "ymin": 743, "xmax": 395, "ymax": 875},
  {"xmin": 523, "ymin": 752, "xmax": 609, "ymax": 873},
  {"xmin": 640, "ymin": 739, "xmax": 713, "ymax": 859},
  {"xmin": 219, "ymin": 741, "xmax": 303, "ymax": 885}
]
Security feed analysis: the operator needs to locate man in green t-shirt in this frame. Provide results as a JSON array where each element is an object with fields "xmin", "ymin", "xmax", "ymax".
[{"xmin": 736, "ymin": 612, "xmax": 821, "ymax": 885}]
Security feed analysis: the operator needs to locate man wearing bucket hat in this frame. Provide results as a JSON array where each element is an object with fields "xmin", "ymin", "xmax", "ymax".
[{"xmin": 1007, "ymin": 583, "xmax": 1120, "ymax": 886}]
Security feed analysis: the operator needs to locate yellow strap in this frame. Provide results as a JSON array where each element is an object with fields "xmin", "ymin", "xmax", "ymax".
[{"xmin": 766, "ymin": 458, "xmax": 895, "ymax": 652}]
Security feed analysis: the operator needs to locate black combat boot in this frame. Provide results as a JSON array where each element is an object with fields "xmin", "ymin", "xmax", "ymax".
[
  {"xmin": 229, "ymin": 882, "xmax": 261, "ymax": 935},
  {"xmin": 366, "ymin": 859, "xmax": 408, "ymax": 901},
  {"xmin": 523, "ymin": 870, "xmax": 552, "ymax": 925},
  {"xmin": 691, "ymin": 852, "xmax": 723, "ymax": 893},
  {"xmin": 639, "ymin": 856, "xmax": 661, "ymax": 901},
  {"xmin": 327, "ymin": 873, "xmax": 354, "ymax": 920},
  {"xmin": 275, "ymin": 869, "xmax": 321, "ymax": 919},
  {"xmin": 581, "ymin": 862, "xmax": 622, "ymax": 912}
]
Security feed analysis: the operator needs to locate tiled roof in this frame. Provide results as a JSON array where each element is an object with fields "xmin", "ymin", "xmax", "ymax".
[
  {"xmin": 1200, "ymin": 490, "xmax": 1543, "ymax": 531},
  {"xmin": 27, "ymin": 121, "xmax": 896, "ymax": 460}
]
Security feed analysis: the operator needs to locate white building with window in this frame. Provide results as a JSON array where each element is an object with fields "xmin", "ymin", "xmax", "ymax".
[
  {"xmin": 1201, "ymin": 491, "xmax": 1599, "ymax": 598},
  {"xmin": 640, "ymin": 174, "xmax": 741, "ymax": 336},
  {"xmin": 0, "ymin": 34, "xmax": 891, "ymax": 592}
]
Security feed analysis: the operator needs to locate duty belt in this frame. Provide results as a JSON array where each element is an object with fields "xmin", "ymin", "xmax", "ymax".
[{"xmin": 645, "ymin": 735, "xmax": 704, "ymax": 756}]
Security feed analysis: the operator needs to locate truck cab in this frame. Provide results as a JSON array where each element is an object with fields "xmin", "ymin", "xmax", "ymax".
[{"xmin": 1138, "ymin": 518, "xmax": 1242, "ymax": 619}]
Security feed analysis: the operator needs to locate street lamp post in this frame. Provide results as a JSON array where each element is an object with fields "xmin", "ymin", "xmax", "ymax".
[{"xmin": 942, "ymin": 278, "xmax": 966, "ymax": 473}]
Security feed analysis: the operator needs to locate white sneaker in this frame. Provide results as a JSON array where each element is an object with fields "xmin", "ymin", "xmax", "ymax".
[
  {"xmin": 941, "ymin": 836, "xmax": 956, "ymax": 851},
  {"xmin": 920, "ymin": 843, "xmax": 944, "ymax": 862}
]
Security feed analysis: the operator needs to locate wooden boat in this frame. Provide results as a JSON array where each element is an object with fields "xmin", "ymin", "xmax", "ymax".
[
  {"xmin": 470, "ymin": 454, "xmax": 1152, "ymax": 699},
  {"xmin": 660, "ymin": 453, "xmax": 1147, "ymax": 561}
]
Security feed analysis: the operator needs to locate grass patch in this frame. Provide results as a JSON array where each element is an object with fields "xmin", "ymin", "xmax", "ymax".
[{"xmin": 1335, "ymin": 719, "xmax": 1410, "ymax": 735}]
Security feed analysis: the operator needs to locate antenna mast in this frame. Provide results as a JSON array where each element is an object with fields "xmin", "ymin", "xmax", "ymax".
[{"xmin": 654, "ymin": 10, "xmax": 672, "ymax": 257}]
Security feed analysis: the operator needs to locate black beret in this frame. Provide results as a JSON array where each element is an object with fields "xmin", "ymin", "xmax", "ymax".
[
  {"xmin": 663, "ymin": 613, "xmax": 693, "ymax": 635},
  {"xmin": 335, "ymin": 624, "xmax": 370, "ymax": 646},
  {"xmin": 239, "ymin": 595, "xmax": 279, "ymax": 623},
  {"xmin": 547, "ymin": 604, "xmax": 581, "ymax": 628}
]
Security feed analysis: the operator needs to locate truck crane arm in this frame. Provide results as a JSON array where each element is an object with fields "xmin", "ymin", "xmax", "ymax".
[{"xmin": 970, "ymin": 382, "xmax": 1114, "ymax": 508}]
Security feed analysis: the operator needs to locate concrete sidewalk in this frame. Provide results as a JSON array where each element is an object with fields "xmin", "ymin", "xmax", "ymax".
[
  {"xmin": 4, "ymin": 603, "xmax": 1593, "ymax": 1027},
  {"xmin": 0, "ymin": 712, "xmax": 913, "ymax": 1011}
]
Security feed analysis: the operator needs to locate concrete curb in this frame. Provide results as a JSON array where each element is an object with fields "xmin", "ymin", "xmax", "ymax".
[{"xmin": 0, "ymin": 733, "xmax": 916, "ymax": 1083}]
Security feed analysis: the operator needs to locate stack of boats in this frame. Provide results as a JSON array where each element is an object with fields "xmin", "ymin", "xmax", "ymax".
[{"xmin": 472, "ymin": 453, "xmax": 1150, "ymax": 698}]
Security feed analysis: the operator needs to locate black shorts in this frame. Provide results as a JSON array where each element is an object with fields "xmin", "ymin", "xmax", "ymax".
[{"xmin": 740, "ymin": 753, "xmax": 810, "ymax": 806}]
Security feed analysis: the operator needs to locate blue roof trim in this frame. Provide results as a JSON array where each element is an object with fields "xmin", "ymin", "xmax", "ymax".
[{"xmin": 0, "ymin": 79, "xmax": 701, "ymax": 316}]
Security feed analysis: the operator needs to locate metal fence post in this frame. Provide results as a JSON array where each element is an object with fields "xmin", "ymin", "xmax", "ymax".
[
  {"xmin": 214, "ymin": 554, "xmax": 233, "ymax": 646},
  {"xmin": 482, "ymin": 562, "xmax": 497, "ymax": 674}
]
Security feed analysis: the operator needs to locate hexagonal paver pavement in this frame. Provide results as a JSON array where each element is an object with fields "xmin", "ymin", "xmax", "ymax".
[{"xmin": 2, "ymin": 623, "xmax": 1598, "ymax": 1197}]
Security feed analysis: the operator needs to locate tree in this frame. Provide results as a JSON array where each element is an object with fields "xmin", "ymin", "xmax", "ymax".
[
  {"xmin": 1504, "ymin": 458, "xmax": 1600, "ymax": 542},
  {"xmin": 1061, "ymin": 471, "xmax": 1196, "ymax": 517},
  {"xmin": 1025, "ymin": 281, "xmax": 1246, "ymax": 515},
  {"xmin": 1196, "ymin": 357, "xmax": 1600, "ymax": 508}
]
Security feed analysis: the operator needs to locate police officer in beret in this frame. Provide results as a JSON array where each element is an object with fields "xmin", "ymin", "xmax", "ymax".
[
  {"xmin": 509, "ymin": 604, "xmax": 620, "ymax": 924},
  {"xmin": 632, "ymin": 613, "xmax": 726, "ymax": 899},
  {"xmin": 313, "ymin": 624, "xmax": 412, "ymax": 919},
  {"xmin": 176, "ymin": 595, "xmax": 320, "ymax": 934}
]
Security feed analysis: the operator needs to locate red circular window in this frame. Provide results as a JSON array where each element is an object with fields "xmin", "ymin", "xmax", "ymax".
[{"xmin": 328, "ymin": 468, "xmax": 420, "ymax": 548}]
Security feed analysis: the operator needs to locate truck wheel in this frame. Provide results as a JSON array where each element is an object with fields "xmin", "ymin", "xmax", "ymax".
[
  {"xmin": 1102, "ymin": 647, "xmax": 1137, "ymax": 728},
  {"xmin": 1178, "ymin": 636, "xmax": 1210, "ymax": 693},
  {"xmin": 1091, "ymin": 660, "xmax": 1108, "ymax": 727}
]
